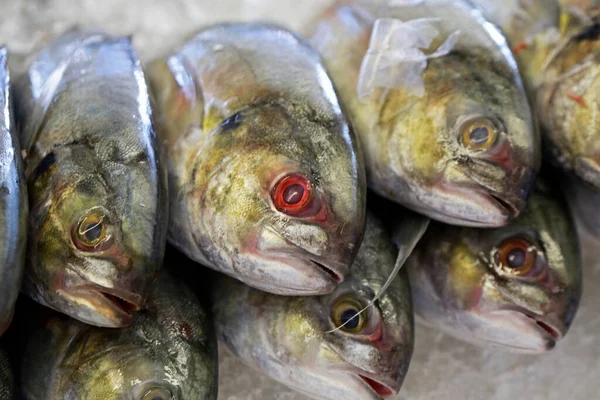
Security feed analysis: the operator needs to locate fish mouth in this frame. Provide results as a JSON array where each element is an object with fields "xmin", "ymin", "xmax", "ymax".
[
  {"xmin": 309, "ymin": 259, "xmax": 341, "ymax": 282},
  {"xmin": 489, "ymin": 193, "xmax": 520, "ymax": 217},
  {"xmin": 59, "ymin": 285, "xmax": 143, "ymax": 327},
  {"xmin": 357, "ymin": 375, "xmax": 397, "ymax": 398},
  {"xmin": 481, "ymin": 309, "xmax": 566, "ymax": 352}
]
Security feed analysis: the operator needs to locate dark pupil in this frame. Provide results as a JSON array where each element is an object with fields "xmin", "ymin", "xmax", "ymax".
[
  {"xmin": 283, "ymin": 183, "xmax": 305, "ymax": 205},
  {"xmin": 340, "ymin": 308, "xmax": 360, "ymax": 329},
  {"xmin": 506, "ymin": 248, "xmax": 527, "ymax": 268},
  {"xmin": 469, "ymin": 126, "xmax": 490, "ymax": 145},
  {"xmin": 83, "ymin": 222, "xmax": 103, "ymax": 242}
]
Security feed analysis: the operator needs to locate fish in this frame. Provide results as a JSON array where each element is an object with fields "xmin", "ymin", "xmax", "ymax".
[
  {"xmin": 0, "ymin": 47, "xmax": 28, "ymax": 336},
  {"xmin": 304, "ymin": 0, "xmax": 539, "ymax": 227},
  {"xmin": 405, "ymin": 181, "xmax": 582, "ymax": 353},
  {"xmin": 19, "ymin": 271, "xmax": 217, "ymax": 400},
  {"xmin": 0, "ymin": 347, "xmax": 14, "ymax": 400},
  {"xmin": 211, "ymin": 213, "xmax": 414, "ymax": 400},
  {"xmin": 470, "ymin": 0, "xmax": 600, "ymax": 190},
  {"xmin": 13, "ymin": 30, "xmax": 168, "ymax": 328},
  {"xmin": 147, "ymin": 23, "xmax": 366, "ymax": 295}
]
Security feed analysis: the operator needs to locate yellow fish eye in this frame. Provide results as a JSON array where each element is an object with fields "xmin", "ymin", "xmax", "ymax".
[
  {"xmin": 461, "ymin": 118, "xmax": 497, "ymax": 151},
  {"xmin": 71, "ymin": 211, "xmax": 113, "ymax": 252},
  {"xmin": 141, "ymin": 387, "xmax": 173, "ymax": 400},
  {"xmin": 331, "ymin": 296, "xmax": 367, "ymax": 333}
]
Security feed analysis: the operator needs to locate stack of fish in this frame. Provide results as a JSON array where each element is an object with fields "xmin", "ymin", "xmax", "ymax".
[{"xmin": 0, "ymin": 0, "xmax": 595, "ymax": 398}]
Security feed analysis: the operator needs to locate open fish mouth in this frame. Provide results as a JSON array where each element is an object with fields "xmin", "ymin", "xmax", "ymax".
[
  {"xmin": 524, "ymin": 314, "xmax": 562, "ymax": 341},
  {"xmin": 309, "ymin": 259, "xmax": 341, "ymax": 282},
  {"xmin": 357, "ymin": 374, "xmax": 397, "ymax": 398},
  {"xmin": 59, "ymin": 284, "xmax": 143, "ymax": 326}
]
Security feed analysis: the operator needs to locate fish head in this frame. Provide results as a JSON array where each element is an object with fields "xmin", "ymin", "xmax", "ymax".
[
  {"xmin": 536, "ymin": 20, "xmax": 600, "ymax": 189},
  {"xmin": 41, "ymin": 276, "xmax": 215, "ymax": 399},
  {"xmin": 387, "ymin": 51, "xmax": 538, "ymax": 227},
  {"xmin": 409, "ymin": 188, "xmax": 581, "ymax": 353},
  {"xmin": 25, "ymin": 139, "xmax": 165, "ymax": 327},
  {"xmin": 262, "ymin": 216, "xmax": 412, "ymax": 399},
  {"xmin": 187, "ymin": 103, "xmax": 366, "ymax": 295}
]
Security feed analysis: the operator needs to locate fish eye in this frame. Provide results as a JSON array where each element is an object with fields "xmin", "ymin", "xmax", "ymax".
[
  {"xmin": 271, "ymin": 174, "xmax": 315, "ymax": 216},
  {"xmin": 460, "ymin": 118, "xmax": 497, "ymax": 151},
  {"xmin": 71, "ymin": 211, "xmax": 114, "ymax": 252},
  {"xmin": 495, "ymin": 237, "xmax": 538, "ymax": 276},
  {"xmin": 331, "ymin": 296, "xmax": 367, "ymax": 333},
  {"xmin": 141, "ymin": 387, "xmax": 173, "ymax": 400}
]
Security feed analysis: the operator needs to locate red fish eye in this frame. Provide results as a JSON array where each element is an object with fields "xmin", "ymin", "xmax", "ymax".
[{"xmin": 271, "ymin": 174, "xmax": 313, "ymax": 215}]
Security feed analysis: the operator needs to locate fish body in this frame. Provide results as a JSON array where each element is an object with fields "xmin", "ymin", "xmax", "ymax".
[
  {"xmin": 0, "ymin": 47, "xmax": 27, "ymax": 336},
  {"xmin": 471, "ymin": 0, "xmax": 600, "ymax": 190},
  {"xmin": 306, "ymin": 0, "xmax": 538, "ymax": 227},
  {"xmin": 565, "ymin": 177, "xmax": 600, "ymax": 235},
  {"xmin": 406, "ymin": 183, "xmax": 581, "ymax": 353},
  {"xmin": 212, "ymin": 214, "xmax": 413, "ymax": 400},
  {"xmin": 148, "ymin": 23, "xmax": 366, "ymax": 295},
  {"xmin": 20, "ymin": 272, "xmax": 217, "ymax": 400},
  {"xmin": 13, "ymin": 30, "xmax": 168, "ymax": 327}
]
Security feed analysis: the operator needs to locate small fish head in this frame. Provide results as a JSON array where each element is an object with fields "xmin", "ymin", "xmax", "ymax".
[
  {"xmin": 537, "ymin": 24, "xmax": 600, "ymax": 189},
  {"xmin": 411, "ymin": 189, "xmax": 581, "ymax": 353},
  {"xmin": 51, "ymin": 277, "xmax": 214, "ymax": 399},
  {"xmin": 189, "ymin": 104, "xmax": 366, "ymax": 295},
  {"xmin": 25, "ymin": 148, "xmax": 164, "ymax": 327},
  {"xmin": 391, "ymin": 52, "xmax": 538, "ymax": 226},
  {"xmin": 274, "ymin": 217, "xmax": 413, "ymax": 399}
]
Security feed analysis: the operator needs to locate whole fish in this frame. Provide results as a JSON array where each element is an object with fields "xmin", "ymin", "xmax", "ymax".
[
  {"xmin": 405, "ymin": 183, "xmax": 581, "ymax": 352},
  {"xmin": 0, "ymin": 47, "xmax": 27, "ymax": 336},
  {"xmin": 470, "ymin": 0, "xmax": 600, "ymax": 190},
  {"xmin": 0, "ymin": 348, "xmax": 14, "ymax": 400},
  {"xmin": 148, "ymin": 23, "xmax": 366, "ymax": 295},
  {"xmin": 13, "ymin": 30, "xmax": 168, "ymax": 327},
  {"xmin": 19, "ymin": 272, "xmax": 217, "ymax": 400},
  {"xmin": 211, "ymin": 214, "xmax": 414, "ymax": 400},
  {"xmin": 305, "ymin": 0, "xmax": 539, "ymax": 227}
]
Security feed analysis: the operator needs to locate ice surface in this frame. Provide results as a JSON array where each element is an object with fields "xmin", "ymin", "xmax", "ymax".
[{"xmin": 1, "ymin": 0, "xmax": 598, "ymax": 399}]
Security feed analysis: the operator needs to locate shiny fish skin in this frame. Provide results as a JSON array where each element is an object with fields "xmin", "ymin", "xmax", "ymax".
[
  {"xmin": 148, "ymin": 23, "xmax": 366, "ymax": 295},
  {"xmin": 13, "ymin": 30, "xmax": 168, "ymax": 327},
  {"xmin": 305, "ymin": 0, "xmax": 539, "ymax": 227},
  {"xmin": 470, "ymin": 0, "xmax": 600, "ymax": 190},
  {"xmin": 20, "ymin": 272, "xmax": 217, "ymax": 400},
  {"xmin": 405, "ymin": 183, "xmax": 581, "ymax": 353},
  {"xmin": 212, "ymin": 214, "xmax": 413, "ymax": 400},
  {"xmin": 0, "ymin": 47, "xmax": 27, "ymax": 337}
]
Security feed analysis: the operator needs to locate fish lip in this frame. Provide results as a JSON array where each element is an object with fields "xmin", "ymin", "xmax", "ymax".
[
  {"xmin": 356, "ymin": 374, "xmax": 398, "ymax": 398},
  {"xmin": 488, "ymin": 193, "xmax": 521, "ymax": 218},
  {"xmin": 61, "ymin": 284, "xmax": 143, "ymax": 324},
  {"xmin": 436, "ymin": 178, "xmax": 524, "ymax": 226},
  {"xmin": 484, "ymin": 308, "xmax": 566, "ymax": 351},
  {"xmin": 259, "ymin": 226, "xmax": 349, "ymax": 284}
]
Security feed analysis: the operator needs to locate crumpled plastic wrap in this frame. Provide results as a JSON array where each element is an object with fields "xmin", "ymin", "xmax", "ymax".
[
  {"xmin": 356, "ymin": 17, "xmax": 459, "ymax": 98},
  {"xmin": 0, "ymin": 1, "xmax": 598, "ymax": 399}
]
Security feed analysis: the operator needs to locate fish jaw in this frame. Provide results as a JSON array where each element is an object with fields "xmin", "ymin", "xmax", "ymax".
[
  {"xmin": 425, "ymin": 179, "xmax": 524, "ymax": 227},
  {"xmin": 247, "ymin": 225, "xmax": 350, "ymax": 295},
  {"xmin": 56, "ymin": 285, "xmax": 143, "ymax": 327},
  {"xmin": 475, "ymin": 309, "xmax": 566, "ymax": 353}
]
